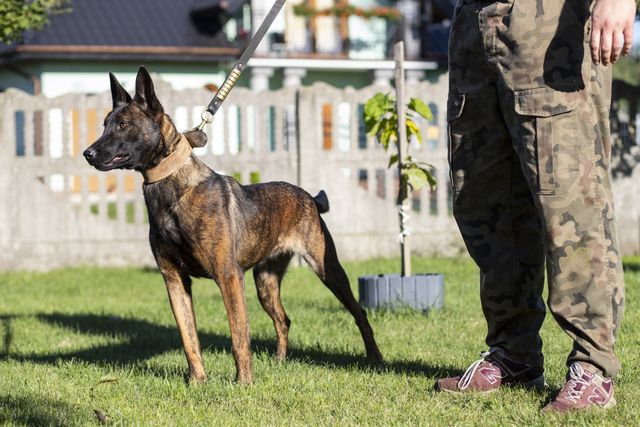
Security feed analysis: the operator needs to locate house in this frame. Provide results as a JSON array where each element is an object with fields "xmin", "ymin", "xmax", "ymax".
[
  {"xmin": 0, "ymin": 0, "xmax": 246, "ymax": 96},
  {"xmin": 0, "ymin": 0, "xmax": 455, "ymax": 97}
]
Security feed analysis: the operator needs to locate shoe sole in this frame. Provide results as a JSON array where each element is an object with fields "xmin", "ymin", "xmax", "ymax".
[
  {"xmin": 540, "ymin": 395, "xmax": 617, "ymax": 414},
  {"xmin": 435, "ymin": 375, "xmax": 546, "ymax": 394},
  {"xmin": 605, "ymin": 396, "xmax": 617, "ymax": 409}
]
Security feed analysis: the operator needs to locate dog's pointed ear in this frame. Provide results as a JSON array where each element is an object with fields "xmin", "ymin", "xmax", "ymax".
[
  {"xmin": 109, "ymin": 72, "xmax": 132, "ymax": 108},
  {"xmin": 133, "ymin": 66, "xmax": 163, "ymax": 114}
]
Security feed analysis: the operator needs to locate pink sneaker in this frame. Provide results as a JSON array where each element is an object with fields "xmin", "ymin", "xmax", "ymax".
[
  {"xmin": 542, "ymin": 363, "xmax": 616, "ymax": 413},
  {"xmin": 435, "ymin": 350, "xmax": 545, "ymax": 393}
]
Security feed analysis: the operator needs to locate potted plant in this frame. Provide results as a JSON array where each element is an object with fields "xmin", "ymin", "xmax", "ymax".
[{"xmin": 358, "ymin": 41, "xmax": 444, "ymax": 312}]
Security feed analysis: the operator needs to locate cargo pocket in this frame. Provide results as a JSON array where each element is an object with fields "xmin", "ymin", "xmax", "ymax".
[
  {"xmin": 447, "ymin": 93, "xmax": 469, "ymax": 193},
  {"xmin": 514, "ymin": 87, "xmax": 587, "ymax": 195}
]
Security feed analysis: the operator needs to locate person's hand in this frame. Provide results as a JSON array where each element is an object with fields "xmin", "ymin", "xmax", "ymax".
[{"xmin": 590, "ymin": 0, "xmax": 636, "ymax": 65}]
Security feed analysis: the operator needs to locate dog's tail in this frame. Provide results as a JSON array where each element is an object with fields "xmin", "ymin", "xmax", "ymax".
[{"xmin": 313, "ymin": 190, "xmax": 330, "ymax": 214}]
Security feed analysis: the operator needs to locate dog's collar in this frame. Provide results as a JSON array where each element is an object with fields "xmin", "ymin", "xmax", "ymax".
[{"xmin": 143, "ymin": 134, "xmax": 192, "ymax": 184}]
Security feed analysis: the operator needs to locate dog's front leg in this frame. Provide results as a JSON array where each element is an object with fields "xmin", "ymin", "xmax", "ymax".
[
  {"xmin": 215, "ymin": 265, "xmax": 253, "ymax": 385},
  {"xmin": 158, "ymin": 259, "xmax": 207, "ymax": 385}
]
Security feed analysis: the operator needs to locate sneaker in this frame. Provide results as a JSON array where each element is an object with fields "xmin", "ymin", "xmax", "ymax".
[
  {"xmin": 542, "ymin": 363, "xmax": 616, "ymax": 413},
  {"xmin": 435, "ymin": 349, "xmax": 545, "ymax": 393}
]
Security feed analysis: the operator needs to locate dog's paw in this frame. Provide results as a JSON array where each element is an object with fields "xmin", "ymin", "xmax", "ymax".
[
  {"xmin": 187, "ymin": 371, "xmax": 208, "ymax": 386},
  {"xmin": 235, "ymin": 372, "xmax": 254, "ymax": 386}
]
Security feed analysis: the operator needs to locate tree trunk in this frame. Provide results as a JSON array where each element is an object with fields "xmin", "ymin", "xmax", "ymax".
[{"xmin": 394, "ymin": 41, "xmax": 411, "ymax": 277}]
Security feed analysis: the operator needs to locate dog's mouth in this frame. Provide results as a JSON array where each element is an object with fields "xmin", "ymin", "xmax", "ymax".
[{"xmin": 95, "ymin": 154, "xmax": 131, "ymax": 171}]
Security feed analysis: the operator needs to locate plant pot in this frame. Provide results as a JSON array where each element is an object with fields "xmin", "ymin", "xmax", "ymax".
[{"xmin": 358, "ymin": 273, "xmax": 444, "ymax": 311}]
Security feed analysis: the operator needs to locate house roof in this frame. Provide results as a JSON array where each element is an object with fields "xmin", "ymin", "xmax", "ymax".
[{"xmin": 0, "ymin": 0, "xmax": 248, "ymax": 64}]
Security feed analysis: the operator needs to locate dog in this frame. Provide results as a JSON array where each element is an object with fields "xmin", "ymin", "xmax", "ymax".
[{"xmin": 83, "ymin": 67, "xmax": 383, "ymax": 384}]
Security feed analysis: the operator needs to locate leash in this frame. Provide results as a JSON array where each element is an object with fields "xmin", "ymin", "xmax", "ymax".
[
  {"xmin": 145, "ymin": 1, "xmax": 286, "ymax": 182},
  {"xmin": 195, "ymin": 0, "xmax": 287, "ymax": 132}
]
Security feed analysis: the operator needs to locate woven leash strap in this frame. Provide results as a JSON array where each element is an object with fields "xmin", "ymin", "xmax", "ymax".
[{"xmin": 196, "ymin": 0, "xmax": 287, "ymax": 132}]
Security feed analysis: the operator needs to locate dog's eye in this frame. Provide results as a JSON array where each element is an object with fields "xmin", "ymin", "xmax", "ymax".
[{"xmin": 118, "ymin": 122, "xmax": 128, "ymax": 130}]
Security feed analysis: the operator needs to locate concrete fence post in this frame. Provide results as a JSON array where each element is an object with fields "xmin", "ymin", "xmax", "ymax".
[
  {"xmin": 0, "ymin": 93, "xmax": 15, "ymax": 266},
  {"xmin": 296, "ymin": 86, "xmax": 319, "ymax": 194}
]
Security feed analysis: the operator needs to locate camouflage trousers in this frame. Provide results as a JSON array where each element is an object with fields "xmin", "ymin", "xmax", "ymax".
[{"xmin": 447, "ymin": 0, "xmax": 624, "ymax": 378}]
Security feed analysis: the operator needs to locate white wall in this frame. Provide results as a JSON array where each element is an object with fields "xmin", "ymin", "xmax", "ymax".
[{"xmin": 41, "ymin": 71, "xmax": 226, "ymax": 98}]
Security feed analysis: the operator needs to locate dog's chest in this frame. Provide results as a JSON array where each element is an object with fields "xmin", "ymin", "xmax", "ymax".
[
  {"xmin": 150, "ymin": 211, "xmax": 211, "ymax": 276},
  {"xmin": 145, "ymin": 188, "xmax": 186, "ymax": 244},
  {"xmin": 154, "ymin": 211, "xmax": 182, "ymax": 245}
]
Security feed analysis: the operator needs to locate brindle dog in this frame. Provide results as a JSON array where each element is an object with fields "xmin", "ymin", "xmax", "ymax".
[{"xmin": 83, "ymin": 67, "xmax": 383, "ymax": 385}]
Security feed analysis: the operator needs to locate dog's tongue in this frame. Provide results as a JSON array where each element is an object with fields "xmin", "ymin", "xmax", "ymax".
[{"xmin": 183, "ymin": 129, "xmax": 208, "ymax": 148}]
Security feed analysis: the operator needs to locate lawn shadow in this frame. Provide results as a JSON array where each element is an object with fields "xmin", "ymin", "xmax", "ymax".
[
  {"xmin": 0, "ymin": 394, "xmax": 86, "ymax": 426},
  {"xmin": 5, "ymin": 312, "xmax": 460, "ymax": 382},
  {"xmin": 622, "ymin": 260, "xmax": 640, "ymax": 273},
  {"xmin": 0, "ymin": 315, "xmax": 14, "ymax": 357}
]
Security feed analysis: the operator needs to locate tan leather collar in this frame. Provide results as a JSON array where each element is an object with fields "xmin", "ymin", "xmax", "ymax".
[{"xmin": 143, "ymin": 134, "xmax": 192, "ymax": 184}]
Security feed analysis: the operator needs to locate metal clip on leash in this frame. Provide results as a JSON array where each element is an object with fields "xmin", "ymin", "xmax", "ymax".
[
  {"xmin": 195, "ymin": 0, "xmax": 286, "ymax": 133},
  {"xmin": 197, "ymin": 111, "xmax": 214, "ymax": 131}
]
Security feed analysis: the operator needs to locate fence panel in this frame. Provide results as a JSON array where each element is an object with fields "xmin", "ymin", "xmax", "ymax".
[{"xmin": 26, "ymin": 73, "xmax": 640, "ymax": 268}]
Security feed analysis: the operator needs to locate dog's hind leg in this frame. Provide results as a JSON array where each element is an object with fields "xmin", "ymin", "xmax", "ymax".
[
  {"xmin": 157, "ymin": 258, "xmax": 207, "ymax": 385},
  {"xmin": 253, "ymin": 254, "xmax": 293, "ymax": 361},
  {"xmin": 304, "ymin": 219, "xmax": 384, "ymax": 364}
]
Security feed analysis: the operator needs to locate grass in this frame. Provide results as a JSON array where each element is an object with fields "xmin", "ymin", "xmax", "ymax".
[{"xmin": 0, "ymin": 256, "xmax": 639, "ymax": 426}]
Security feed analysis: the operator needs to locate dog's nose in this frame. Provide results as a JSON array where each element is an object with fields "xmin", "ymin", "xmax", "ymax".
[{"xmin": 83, "ymin": 147, "xmax": 97, "ymax": 160}]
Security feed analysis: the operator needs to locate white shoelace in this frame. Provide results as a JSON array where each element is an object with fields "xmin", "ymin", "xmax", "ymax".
[
  {"xmin": 563, "ymin": 363, "xmax": 590, "ymax": 402},
  {"xmin": 457, "ymin": 351, "xmax": 493, "ymax": 391}
]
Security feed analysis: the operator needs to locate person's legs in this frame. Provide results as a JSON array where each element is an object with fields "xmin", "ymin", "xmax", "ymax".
[
  {"xmin": 501, "ymin": 0, "xmax": 624, "ymax": 380},
  {"xmin": 449, "ymin": 0, "xmax": 550, "ymax": 366},
  {"xmin": 491, "ymin": 0, "xmax": 624, "ymax": 411},
  {"xmin": 438, "ymin": 1, "xmax": 548, "ymax": 393},
  {"xmin": 439, "ymin": 80, "xmax": 547, "ymax": 392},
  {"xmin": 441, "ymin": 1, "xmax": 624, "ymax": 399},
  {"xmin": 449, "ymin": 88, "xmax": 547, "ymax": 367}
]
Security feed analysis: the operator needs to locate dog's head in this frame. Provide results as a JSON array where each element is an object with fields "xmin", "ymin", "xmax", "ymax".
[{"xmin": 84, "ymin": 67, "xmax": 175, "ymax": 172}]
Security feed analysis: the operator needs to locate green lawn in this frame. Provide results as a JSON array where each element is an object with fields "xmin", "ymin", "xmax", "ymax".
[{"xmin": 1, "ymin": 257, "xmax": 638, "ymax": 426}]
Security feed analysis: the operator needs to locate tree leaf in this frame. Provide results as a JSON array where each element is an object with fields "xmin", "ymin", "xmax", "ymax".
[
  {"xmin": 388, "ymin": 154, "xmax": 398, "ymax": 168},
  {"xmin": 406, "ymin": 119, "xmax": 422, "ymax": 144},
  {"xmin": 364, "ymin": 93, "xmax": 388, "ymax": 120},
  {"xmin": 379, "ymin": 120, "xmax": 396, "ymax": 150},
  {"xmin": 403, "ymin": 168, "xmax": 427, "ymax": 192},
  {"xmin": 364, "ymin": 93, "xmax": 396, "ymax": 136},
  {"xmin": 402, "ymin": 163, "xmax": 437, "ymax": 191},
  {"xmin": 0, "ymin": 0, "xmax": 71, "ymax": 44},
  {"xmin": 366, "ymin": 119, "xmax": 381, "ymax": 137},
  {"xmin": 408, "ymin": 98, "xmax": 433, "ymax": 121}
]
